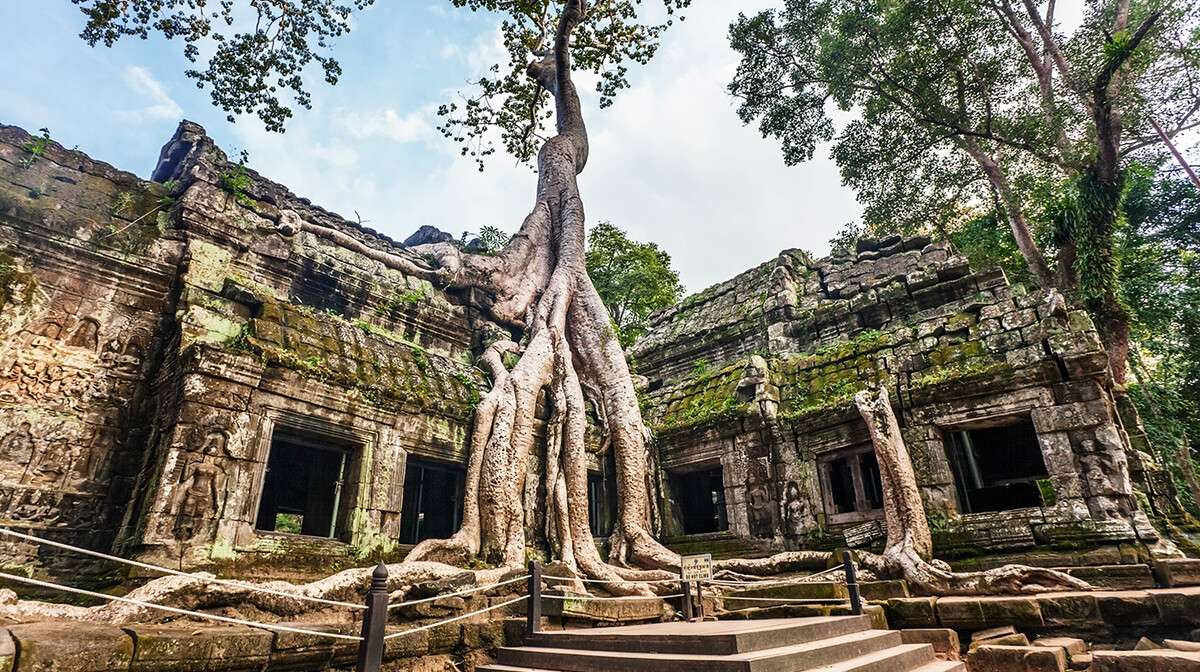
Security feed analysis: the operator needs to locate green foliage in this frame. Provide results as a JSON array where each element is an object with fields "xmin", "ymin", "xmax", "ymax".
[
  {"xmin": 1121, "ymin": 168, "xmax": 1200, "ymax": 483},
  {"xmin": 727, "ymin": 0, "xmax": 1199, "ymax": 294},
  {"xmin": 220, "ymin": 152, "xmax": 255, "ymax": 207},
  {"xmin": 73, "ymin": 0, "xmax": 375, "ymax": 131},
  {"xmin": 19, "ymin": 128, "xmax": 50, "ymax": 168},
  {"xmin": 375, "ymin": 287, "xmax": 429, "ymax": 317},
  {"xmin": 459, "ymin": 226, "xmax": 510, "ymax": 253},
  {"xmin": 436, "ymin": 0, "xmax": 691, "ymax": 169},
  {"xmin": 585, "ymin": 221, "xmax": 684, "ymax": 348}
]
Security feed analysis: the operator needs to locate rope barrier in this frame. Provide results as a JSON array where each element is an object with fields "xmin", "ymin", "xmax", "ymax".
[
  {"xmin": 540, "ymin": 593, "xmax": 684, "ymax": 601},
  {"xmin": 0, "ymin": 571, "xmax": 364, "ymax": 641},
  {"xmin": 386, "ymin": 574, "xmax": 530, "ymax": 610},
  {"xmin": 382, "ymin": 595, "xmax": 527, "ymax": 640},
  {"xmin": 718, "ymin": 596, "xmax": 850, "ymax": 603},
  {"xmin": 543, "ymin": 575, "xmax": 679, "ymax": 585},
  {"xmin": 0, "ymin": 528, "xmax": 365, "ymax": 611}
]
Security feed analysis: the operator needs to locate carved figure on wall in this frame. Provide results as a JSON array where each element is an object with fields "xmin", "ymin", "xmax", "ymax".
[
  {"xmin": 783, "ymin": 481, "xmax": 810, "ymax": 537},
  {"xmin": 66, "ymin": 319, "xmax": 100, "ymax": 351},
  {"xmin": 171, "ymin": 431, "xmax": 228, "ymax": 543},
  {"xmin": 748, "ymin": 482, "xmax": 776, "ymax": 538},
  {"xmin": 0, "ymin": 423, "xmax": 35, "ymax": 465},
  {"xmin": 8, "ymin": 489, "xmax": 58, "ymax": 523},
  {"xmin": 23, "ymin": 437, "xmax": 77, "ymax": 487}
]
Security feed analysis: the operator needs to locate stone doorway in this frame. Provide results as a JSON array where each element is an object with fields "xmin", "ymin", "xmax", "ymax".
[
  {"xmin": 399, "ymin": 459, "xmax": 465, "ymax": 544},
  {"xmin": 254, "ymin": 431, "xmax": 354, "ymax": 539},
  {"xmin": 673, "ymin": 467, "xmax": 728, "ymax": 535}
]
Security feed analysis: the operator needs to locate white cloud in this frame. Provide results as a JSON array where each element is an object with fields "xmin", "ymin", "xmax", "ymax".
[
  {"xmin": 342, "ymin": 108, "xmax": 435, "ymax": 142},
  {"xmin": 311, "ymin": 140, "xmax": 359, "ymax": 168},
  {"xmin": 121, "ymin": 66, "xmax": 183, "ymax": 121}
]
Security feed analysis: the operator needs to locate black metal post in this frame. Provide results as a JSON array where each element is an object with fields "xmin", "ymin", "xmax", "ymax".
[
  {"xmin": 681, "ymin": 580, "xmax": 693, "ymax": 621},
  {"xmin": 842, "ymin": 550, "xmax": 862, "ymax": 616},
  {"xmin": 356, "ymin": 561, "xmax": 389, "ymax": 672},
  {"xmin": 525, "ymin": 559, "xmax": 542, "ymax": 637}
]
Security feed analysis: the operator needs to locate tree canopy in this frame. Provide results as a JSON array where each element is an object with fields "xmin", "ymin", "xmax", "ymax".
[
  {"xmin": 585, "ymin": 222, "xmax": 683, "ymax": 347},
  {"xmin": 71, "ymin": 0, "xmax": 688, "ymax": 165},
  {"xmin": 728, "ymin": 0, "xmax": 1200, "ymax": 385}
]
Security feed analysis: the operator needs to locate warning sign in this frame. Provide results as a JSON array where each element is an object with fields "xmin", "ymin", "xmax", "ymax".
[{"xmin": 680, "ymin": 553, "xmax": 713, "ymax": 581}]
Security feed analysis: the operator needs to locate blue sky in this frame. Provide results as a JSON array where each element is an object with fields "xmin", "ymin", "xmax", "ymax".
[{"xmin": 0, "ymin": 1, "xmax": 868, "ymax": 293}]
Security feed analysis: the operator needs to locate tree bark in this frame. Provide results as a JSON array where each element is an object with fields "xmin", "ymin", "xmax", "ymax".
[
  {"xmin": 395, "ymin": 0, "xmax": 677, "ymax": 591},
  {"xmin": 852, "ymin": 390, "xmax": 1090, "ymax": 595}
]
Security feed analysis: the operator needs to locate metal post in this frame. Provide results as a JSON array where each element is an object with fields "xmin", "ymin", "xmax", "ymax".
[
  {"xmin": 526, "ymin": 559, "xmax": 542, "ymax": 637},
  {"xmin": 681, "ymin": 580, "xmax": 693, "ymax": 621},
  {"xmin": 695, "ymin": 581, "xmax": 705, "ymax": 621},
  {"xmin": 842, "ymin": 550, "xmax": 862, "ymax": 616},
  {"xmin": 356, "ymin": 561, "xmax": 388, "ymax": 672}
]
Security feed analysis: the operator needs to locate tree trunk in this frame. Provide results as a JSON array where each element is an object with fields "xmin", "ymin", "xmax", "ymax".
[
  {"xmin": 393, "ymin": 0, "xmax": 677, "ymax": 591},
  {"xmin": 853, "ymin": 390, "xmax": 1090, "ymax": 595}
]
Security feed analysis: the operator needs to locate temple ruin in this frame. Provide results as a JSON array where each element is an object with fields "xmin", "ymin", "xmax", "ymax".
[{"xmin": 0, "ymin": 120, "xmax": 1190, "ymax": 591}]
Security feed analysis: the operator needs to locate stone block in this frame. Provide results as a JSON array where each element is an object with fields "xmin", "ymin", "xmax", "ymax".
[
  {"xmin": 900, "ymin": 628, "xmax": 960, "ymax": 660},
  {"xmin": 10, "ymin": 622, "xmax": 134, "ymax": 672},
  {"xmin": 1025, "ymin": 647, "xmax": 1069, "ymax": 672},
  {"xmin": 1163, "ymin": 641, "xmax": 1200, "ymax": 653},
  {"xmin": 972, "ymin": 626, "xmax": 1018, "ymax": 642},
  {"xmin": 1152, "ymin": 590, "xmax": 1200, "ymax": 626},
  {"xmin": 1037, "ymin": 593, "xmax": 1100, "ymax": 626},
  {"xmin": 0, "ymin": 628, "xmax": 12, "ymax": 672},
  {"xmin": 969, "ymin": 634, "xmax": 1031, "ymax": 653},
  {"xmin": 969, "ymin": 645, "xmax": 1036, "ymax": 672},
  {"xmin": 937, "ymin": 597, "xmax": 986, "ymax": 629},
  {"xmin": 886, "ymin": 597, "xmax": 939, "ymax": 628},
  {"xmin": 1031, "ymin": 401, "xmax": 1109, "ymax": 433},
  {"xmin": 1093, "ymin": 650, "xmax": 1200, "ymax": 672},
  {"xmin": 979, "ymin": 596, "xmax": 1045, "ymax": 629},
  {"xmin": 859, "ymin": 580, "xmax": 909, "ymax": 600},
  {"xmin": 1096, "ymin": 591, "xmax": 1161, "ymax": 627},
  {"xmin": 1035, "ymin": 638, "xmax": 1088, "ymax": 656},
  {"xmin": 1155, "ymin": 560, "xmax": 1200, "ymax": 587}
]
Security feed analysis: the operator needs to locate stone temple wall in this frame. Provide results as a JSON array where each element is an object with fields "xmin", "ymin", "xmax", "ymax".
[
  {"xmin": 0, "ymin": 122, "xmax": 484, "ymax": 579},
  {"xmin": 632, "ymin": 238, "xmax": 1180, "ymax": 565},
  {"xmin": 0, "ymin": 119, "xmax": 1182, "ymax": 585}
]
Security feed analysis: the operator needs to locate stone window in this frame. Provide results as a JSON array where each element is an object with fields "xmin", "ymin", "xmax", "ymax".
[
  {"xmin": 673, "ymin": 467, "xmax": 728, "ymax": 535},
  {"xmin": 818, "ymin": 445, "xmax": 885, "ymax": 525},
  {"xmin": 399, "ymin": 459, "xmax": 465, "ymax": 545},
  {"xmin": 946, "ymin": 419, "xmax": 1048, "ymax": 513},
  {"xmin": 254, "ymin": 430, "xmax": 355, "ymax": 539}
]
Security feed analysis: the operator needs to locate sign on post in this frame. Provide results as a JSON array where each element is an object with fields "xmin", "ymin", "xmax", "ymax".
[{"xmin": 680, "ymin": 553, "xmax": 713, "ymax": 582}]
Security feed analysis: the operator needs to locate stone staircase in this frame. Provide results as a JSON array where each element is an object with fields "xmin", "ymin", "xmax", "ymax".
[{"xmin": 479, "ymin": 616, "xmax": 964, "ymax": 672}]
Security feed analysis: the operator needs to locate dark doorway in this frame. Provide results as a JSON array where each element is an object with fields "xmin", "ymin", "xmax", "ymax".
[
  {"xmin": 818, "ymin": 445, "xmax": 885, "ymax": 524},
  {"xmin": 399, "ymin": 459, "xmax": 465, "ymax": 545},
  {"xmin": 947, "ymin": 420, "xmax": 1048, "ymax": 513},
  {"xmin": 587, "ymin": 463, "xmax": 618, "ymax": 538},
  {"xmin": 255, "ymin": 431, "xmax": 353, "ymax": 539},
  {"xmin": 675, "ymin": 467, "xmax": 728, "ymax": 535}
]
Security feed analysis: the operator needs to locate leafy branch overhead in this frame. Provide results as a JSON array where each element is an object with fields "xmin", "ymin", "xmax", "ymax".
[
  {"xmin": 71, "ymin": 0, "xmax": 689, "ymax": 155},
  {"xmin": 437, "ymin": 0, "xmax": 690, "ymax": 169},
  {"xmin": 72, "ymin": 0, "xmax": 375, "ymax": 132}
]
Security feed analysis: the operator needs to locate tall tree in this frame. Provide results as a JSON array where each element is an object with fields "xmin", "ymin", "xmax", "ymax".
[
  {"xmin": 586, "ymin": 222, "xmax": 683, "ymax": 348},
  {"xmin": 728, "ymin": 0, "xmax": 1200, "ymax": 385},
  {"xmin": 74, "ymin": 0, "xmax": 689, "ymax": 586}
]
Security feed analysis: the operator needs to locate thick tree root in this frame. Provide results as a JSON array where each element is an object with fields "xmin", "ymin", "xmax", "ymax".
[{"xmin": 0, "ymin": 562, "xmax": 524, "ymax": 624}]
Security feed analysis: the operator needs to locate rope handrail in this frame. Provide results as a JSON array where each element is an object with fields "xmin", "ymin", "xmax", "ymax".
[
  {"xmin": 540, "ymin": 593, "xmax": 684, "ymax": 601},
  {"xmin": 715, "ymin": 597, "xmax": 849, "ymax": 604},
  {"xmin": 382, "ymin": 595, "xmax": 527, "ymax": 640},
  {"xmin": 543, "ymin": 575, "xmax": 679, "ymax": 585},
  {"xmin": 0, "ymin": 571, "xmax": 364, "ymax": 641},
  {"xmin": 0, "ymin": 527, "xmax": 366, "ymax": 611},
  {"xmin": 386, "ymin": 574, "xmax": 530, "ymax": 610}
]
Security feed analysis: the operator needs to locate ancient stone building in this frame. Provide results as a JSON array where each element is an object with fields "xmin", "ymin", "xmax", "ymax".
[
  {"xmin": 0, "ymin": 122, "xmax": 483, "ymax": 578},
  {"xmin": 0, "ymin": 120, "xmax": 1183, "ymax": 585},
  {"xmin": 633, "ymin": 238, "xmax": 1182, "ymax": 575}
]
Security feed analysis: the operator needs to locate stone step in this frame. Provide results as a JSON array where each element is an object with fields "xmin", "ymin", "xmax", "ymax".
[
  {"xmin": 496, "ymin": 629, "xmax": 904, "ymax": 672},
  {"xmin": 525, "ymin": 616, "xmax": 872, "ymax": 655},
  {"xmin": 908, "ymin": 660, "xmax": 967, "ymax": 672}
]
